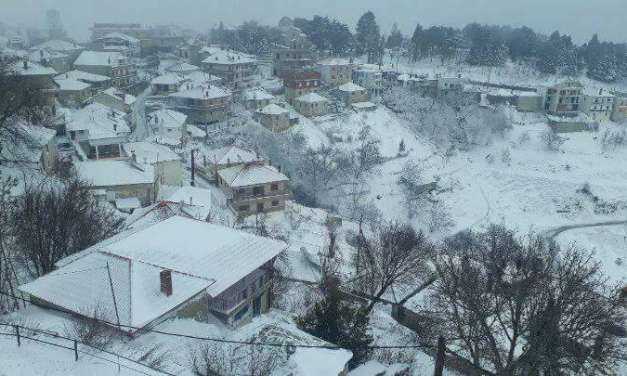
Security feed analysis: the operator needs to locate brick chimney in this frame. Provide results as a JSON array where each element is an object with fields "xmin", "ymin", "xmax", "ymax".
[{"xmin": 160, "ymin": 270, "xmax": 172, "ymax": 296}]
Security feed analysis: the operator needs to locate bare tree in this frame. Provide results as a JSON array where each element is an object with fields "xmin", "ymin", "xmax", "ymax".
[
  {"xmin": 11, "ymin": 178, "xmax": 124, "ymax": 277},
  {"xmin": 421, "ymin": 225, "xmax": 625, "ymax": 375},
  {"xmin": 0, "ymin": 58, "xmax": 54, "ymax": 163},
  {"xmin": 0, "ymin": 173, "xmax": 22, "ymax": 313},
  {"xmin": 354, "ymin": 222, "xmax": 433, "ymax": 314},
  {"xmin": 189, "ymin": 343, "xmax": 283, "ymax": 376},
  {"xmin": 64, "ymin": 306, "xmax": 117, "ymax": 349}
]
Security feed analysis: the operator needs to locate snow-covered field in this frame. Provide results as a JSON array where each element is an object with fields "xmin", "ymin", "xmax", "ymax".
[{"xmin": 290, "ymin": 105, "xmax": 627, "ymax": 286}]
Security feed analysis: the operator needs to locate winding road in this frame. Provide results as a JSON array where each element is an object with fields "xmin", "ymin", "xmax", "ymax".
[{"xmin": 544, "ymin": 219, "xmax": 627, "ymax": 239}]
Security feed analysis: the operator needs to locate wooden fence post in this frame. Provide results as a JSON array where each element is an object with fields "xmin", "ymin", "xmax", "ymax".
[
  {"xmin": 434, "ymin": 336, "xmax": 445, "ymax": 376},
  {"xmin": 14, "ymin": 325, "xmax": 20, "ymax": 347},
  {"xmin": 74, "ymin": 340, "xmax": 78, "ymax": 361}
]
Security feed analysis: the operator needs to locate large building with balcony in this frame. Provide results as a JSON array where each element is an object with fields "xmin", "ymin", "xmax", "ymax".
[
  {"xmin": 544, "ymin": 80, "xmax": 584, "ymax": 115},
  {"xmin": 217, "ymin": 163, "xmax": 290, "ymax": 218}
]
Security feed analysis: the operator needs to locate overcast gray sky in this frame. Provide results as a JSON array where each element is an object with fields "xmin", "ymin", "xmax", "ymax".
[{"xmin": 2, "ymin": 0, "xmax": 625, "ymax": 44}]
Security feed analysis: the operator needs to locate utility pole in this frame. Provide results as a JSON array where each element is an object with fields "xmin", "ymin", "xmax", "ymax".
[{"xmin": 191, "ymin": 149, "xmax": 196, "ymax": 187}]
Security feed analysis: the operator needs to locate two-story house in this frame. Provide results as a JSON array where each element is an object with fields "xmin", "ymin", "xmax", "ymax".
[
  {"xmin": 217, "ymin": 163, "xmax": 290, "ymax": 217},
  {"xmin": 201, "ymin": 47, "xmax": 258, "ymax": 90},
  {"xmin": 583, "ymin": 87, "xmax": 615, "ymax": 122},
  {"xmin": 317, "ymin": 58, "xmax": 353, "ymax": 87},
  {"xmin": 198, "ymin": 145, "xmax": 264, "ymax": 182},
  {"xmin": 284, "ymin": 71, "xmax": 322, "ymax": 104},
  {"xmin": 272, "ymin": 46, "xmax": 315, "ymax": 79},
  {"xmin": 20, "ymin": 216, "xmax": 287, "ymax": 332},
  {"xmin": 169, "ymin": 84, "xmax": 232, "ymax": 125},
  {"xmin": 66, "ymin": 102, "xmax": 131, "ymax": 159},
  {"xmin": 73, "ymin": 51, "xmax": 137, "ymax": 90}
]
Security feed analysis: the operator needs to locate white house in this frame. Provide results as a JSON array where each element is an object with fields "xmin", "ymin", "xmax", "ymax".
[
  {"xmin": 20, "ymin": 216, "xmax": 287, "ymax": 332},
  {"xmin": 66, "ymin": 102, "xmax": 131, "ymax": 160},
  {"xmin": 583, "ymin": 87, "xmax": 615, "ymax": 122},
  {"xmin": 146, "ymin": 108, "xmax": 188, "ymax": 146},
  {"xmin": 123, "ymin": 141, "xmax": 184, "ymax": 186}
]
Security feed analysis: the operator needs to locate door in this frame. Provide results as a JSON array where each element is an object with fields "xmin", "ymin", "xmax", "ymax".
[{"xmin": 253, "ymin": 296, "xmax": 261, "ymax": 317}]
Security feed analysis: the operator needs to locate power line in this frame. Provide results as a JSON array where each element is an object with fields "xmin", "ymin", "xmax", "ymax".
[
  {"xmin": 0, "ymin": 289, "xmax": 425, "ymax": 350},
  {"xmin": 0, "ymin": 323, "xmax": 172, "ymax": 376}
]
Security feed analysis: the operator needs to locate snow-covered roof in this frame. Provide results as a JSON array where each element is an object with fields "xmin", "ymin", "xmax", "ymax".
[
  {"xmin": 151, "ymin": 73, "xmax": 186, "ymax": 85},
  {"xmin": 103, "ymin": 87, "xmax": 137, "ymax": 105},
  {"xmin": 20, "ymin": 216, "xmax": 287, "ymax": 330},
  {"xmin": 242, "ymin": 88, "xmax": 274, "ymax": 101},
  {"xmin": 169, "ymin": 85, "xmax": 230, "ymax": 100},
  {"xmin": 547, "ymin": 113, "xmax": 592, "ymax": 123},
  {"xmin": 318, "ymin": 58, "xmax": 351, "ymax": 66},
  {"xmin": 186, "ymin": 124, "xmax": 205, "ymax": 138},
  {"xmin": 75, "ymin": 159, "xmax": 155, "ymax": 187},
  {"xmin": 116, "ymin": 197, "xmax": 141, "ymax": 210},
  {"xmin": 123, "ymin": 142, "xmax": 181, "ymax": 163},
  {"xmin": 338, "ymin": 82, "xmax": 366, "ymax": 92},
  {"xmin": 259, "ymin": 103, "xmax": 288, "ymax": 116},
  {"xmin": 164, "ymin": 186, "xmax": 213, "ymax": 220},
  {"xmin": 203, "ymin": 145, "xmax": 262, "ymax": 166},
  {"xmin": 218, "ymin": 164, "xmax": 288, "ymax": 188},
  {"xmin": 201, "ymin": 48, "xmax": 257, "ymax": 65},
  {"xmin": 57, "ymin": 70, "xmax": 111, "ymax": 83},
  {"xmin": 148, "ymin": 108, "xmax": 187, "ymax": 129},
  {"xmin": 165, "ymin": 62, "xmax": 200, "ymax": 74},
  {"xmin": 290, "ymin": 348, "xmax": 352, "ymax": 376},
  {"xmin": 352, "ymin": 101, "xmax": 376, "ymax": 110},
  {"xmin": 11, "ymin": 61, "xmax": 57, "ymax": 76},
  {"xmin": 74, "ymin": 51, "xmax": 128, "ymax": 67},
  {"xmin": 98, "ymin": 32, "xmax": 140, "ymax": 44},
  {"xmin": 66, "ymin": 102, "xmax": 130, "ymax": 140},
  {"xmin": 183, "ymin": 71, "xmax": 222, "ymax": 86},
  {"xmin": 354, "ymin": 63, "xmax": 382, "ymax": 72},
  {"xmin": 54, "ymin": 78, "xmax": 91, "ymax": 91},
  {"xmin": 31, "ymin": 39, "xmax": 82, "ymax": 52},
  {"xmin": 28, "ymin": 49, "xmax": 67, "ymax": 62},
  {"xmin": 296, "ymin": 92, "xmax": 328, "ymax": 103}
]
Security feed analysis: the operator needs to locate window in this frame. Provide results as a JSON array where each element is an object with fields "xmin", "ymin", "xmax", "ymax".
[
  {"xmin": 257, "ymin": 203, "xmax": 264, "ymax": 212},
  {"xmin": 258, "ymin": 275, "xmax": 264, "ymax": 288},
  {"xmin": 240, "ymin": 289, "xmax": 248, "ymax": 301},
  {"xmin": 234, "ymin": 305, "xmax": 249, "ymax": 321},
  {"xmin": 238, "ymin": 205, "xmax": 250, "ymax": 212},
  {"xmin": 272, "ymin": 200, "xmax": 279, "ymax": 207},
  {"xmin": 271, "ymin": 183, "xmax": 278, "ymax": 191},
  {"xmin": 253, "ymin": 186, "xmax": 264, "ymax": 196}
]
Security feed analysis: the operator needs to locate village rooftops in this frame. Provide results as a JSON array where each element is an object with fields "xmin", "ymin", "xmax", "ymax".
[
  {"xmin": 74, "ymin": 159, "xmax": 155, "ymax": 187},
  {"xmin": 546, "ymin": 113, "xmax": 592, "ymax": 123},
  {"xmin": 11, "ymin": 61, "xmax": 57, "ymax": 76},
  {"xmin": 183, "ymin": 71, "xmax": 222, "ymax": 86},
  {"xmin": 28, "ymin": 49, "xmax": 68, "ymax": 63},
  {"xmin": 103, "ymin": 87, "xmax": 137, "ymax": 105},
  {"xmin": 338, "ymin": 82, "xmax": 366, "ymax": 92},
  {"xmin": 242, "ymin": 88, "xmax": 274, "ymax": 101},
  {"xmin": 317, "ymin": 57, "xmax": 352, "ymax": 66},
  {"xmin": 218, "ymin": 164, "xmax": 288, "ymax": 188},
  {"xmin": 201, "ymin": 48, "xmax": 257, "ymax": 65},
  {"xmin": 19, "ymin": 216, "xmax": 286, "ymax": 331},
  {"xmin": 66, "ymin": 102, "xmax": 130, "ymax": 139},
  {"xmin": 148, "ymin": 108, "xmax": 187, "ymax": 129},
  {"xmin": 165, "ymin": 62, "xmax": 200, "ymax": 74},
  {"xmin": 97, "ymin": 32, "xmax": 140, "ymax": 44},
  {"xmin": 169, "ymin": 85, "xmax": 231, "ymax": 100},
  {"xmin": 151, "ymin": 73, "xmax": 187, "ymax": 86},
  {"xmin": 31, "ymin": 39, "xmax": 82, "ymax": 53},
  {"xmin": 57, "ymin": 70, "xmax": 111, "ymax": 83},
  {"xmin": 259, "ymin": 103, "xmax": 288, "ymax": 115},
  {"xmin": 53, "ymin": 78, "xmax": 91, "ymax": 91},
  {"xmin": 74, "ymin": 50, "xmax": 129, "ymax": 67},
  {"xmin": 123, "ymin": 142, "xmax": 181, "ymax": 164},
  {"xmin": 204, "ymin": 145, "xmax": 262, "ymax": 166},
  {"xmin": 296, "ymin": 92, "xmax": 328, "ymax": 103}
]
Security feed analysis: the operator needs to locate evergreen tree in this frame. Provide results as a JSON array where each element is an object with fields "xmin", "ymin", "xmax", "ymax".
[
  {"xmin": 465, "ymin": 24, "xmax": 508, "ymax": 67},
  {"xmin": 507, "ymin": 26, "xmax": 539, "ymax": 62},
  {"xmin": 297, "ymin": 281, "xmax": 373, "ymax": 368},
  {"xmin": 589, "ymin": 53, "xmax": 619, "ymax": 82},
  {"xmin": 386, "ymin": 23, "xmax": 403, "ymax": 49},
  {"xmin": 409, "ymin": 23, "xmax": 424, "ymax": 61},
  {"xmin": 355, "ymin": 11, "xmax": 381, "ymax": 63}
]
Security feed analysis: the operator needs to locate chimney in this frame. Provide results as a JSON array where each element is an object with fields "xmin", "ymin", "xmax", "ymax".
[
  {"xmin": 131, "ymin": 150, "xmax": 137, "ymax": 163},
  {"xmin": 599, "ymin": 88, "xmax": 603, "ymax": 95},
  {"xmin": 23, "ymin": 60, "xmax": 28, "ymax": 70},
  {"xmin": 160, "ymin": 270, "xmax": 172, "ymax": 296},
  {"xmin": 113, "ymin": 123, "xmax": 117, "ymax": 132},
  {"xmin": 39, "ymin": 50, "xmax": 44, "ymax": 59}
]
